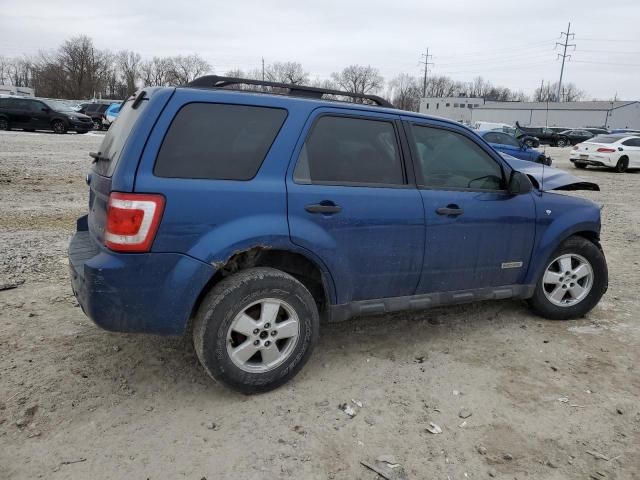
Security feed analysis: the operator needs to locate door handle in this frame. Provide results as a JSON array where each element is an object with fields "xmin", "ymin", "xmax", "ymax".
[
  {"xmin": 305, "ymin": 202, "xmax": 342, "ymax": 214},
  {"xmin": 436, "ymin": 205, "xmax": 464, "ymax": 216}
]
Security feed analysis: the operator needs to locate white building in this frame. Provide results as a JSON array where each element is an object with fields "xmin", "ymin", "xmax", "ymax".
[
  {"xmin": 471, "ymin": 101, "xmax": 640, "ymax": 130},
  {"xmin": 419, "ymin": 96, "xmax": 484, "ymax": 124},
  {"xmin": 0, "ymin": 85, "xmax": 35, "ymax": 97}
]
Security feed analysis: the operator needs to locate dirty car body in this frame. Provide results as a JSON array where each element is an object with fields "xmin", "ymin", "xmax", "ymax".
[{"xmin": 69, "ymin": 78, "xmax": 607, "ymax": 392}]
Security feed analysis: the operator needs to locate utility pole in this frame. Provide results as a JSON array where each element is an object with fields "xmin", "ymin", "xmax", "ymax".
[
  {"xmin": 419, "ymin": 49, "xmax": 434, "ymax": 98},
  {"xmin": 539, "ymin": 79, "xmax": 544, "ymax": 101},
  {"xmin": 555, "ymin": 22, "xmax": 575, "ymax": 102},
  {"xmin": 261, "ymin": 57, "xmax": 265, "ymax": 91}
]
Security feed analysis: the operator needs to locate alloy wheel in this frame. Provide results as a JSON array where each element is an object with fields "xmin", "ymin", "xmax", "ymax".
[
  {"xmin": 0, "ymin": 118, "xmax": 8, "ymax": 130},
  {"xmin": 542, "ymin": 253, "xmax": 593, "ymax": 307},
  {"xmin": 226, "ymin": 298, "xmax": 300, "ymax": 373}
]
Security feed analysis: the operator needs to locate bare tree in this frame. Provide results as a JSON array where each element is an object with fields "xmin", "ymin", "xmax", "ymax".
[
  {"xmin": 331, "ymin": 65, "xmax": 384, "ymax": 102},
  {"xmin": 388, "ymin": 73, "xmax": 421, "ymax": 111},
  {"xmin": 264, "ymin": 61, "xmax": 308, "ymax": 85},
  {"xmin": 424, "ymin": 75, "xmax": 459, "ymax": 98},
  {"xmin": 117, "ymin": 50, "xmax": 142, "ymax": 95},
  {"xmin": 169, "ymin": 54, "xmax": 211, "ymax": 84},
  {"xmin": 141, "ymin": 57, "xmax": 173, "ymax": 86}
]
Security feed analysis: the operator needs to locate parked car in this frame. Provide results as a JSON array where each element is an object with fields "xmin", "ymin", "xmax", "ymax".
[
  {"xmin": 515, "ymin": 122, "xmax": 570, "ymax": 147},
  {"xmin": 69, "ymin": 76, "xmax": 608, "ymax": 393},
  {"xmin": 610, "ymin": 128, "xmax": 640, "ymax": 135},
  {"xmin": 0, "ymin": 97, "xmax": 92, "ymax": 133},
  {"xmin": 570, "ymin": 134, "xmax": 640, "ymax": 172},
  {"xmin": 79, "ymin": 103, "xmax": 110, "ymax": 130},
  {"xmin": 103, "ymin": 103, "xmax": 122, "ymax": 128},
  {"xmin": 474, "ymin": 121, "xmax": 540, "ymax": 147},
  {"xmin": 560, "ymin": 129, "xmax": 595, "ymax": 145},
  {"xmin": 583, "ymin": 127, "xmax": 609, "ymax": 136},
  {"xmin": 477, "ymin": 130, "xmax": 551, "ymax": 165}
]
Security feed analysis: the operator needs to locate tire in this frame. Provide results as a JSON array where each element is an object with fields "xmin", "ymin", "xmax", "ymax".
[
  {"xmin": 0, "ymin": 117, "xmax": 9, "ymax": 131},
  {"xmin": 75, "ymin": 130, "xmax": 88, "ymax": 134},
  {"xmin": 193, "ymin": 267, "xmax": 319, "ymax": 394},
  {"xmin": 528, "ymin": 236, "xmax": 608, "ymax": 320},
  {"xmin": 574, "ymin": 162, "xmax": 587, "ymax": 169},
  {"xmin": 524, "ymin": 139, "xmax": 534, "ymax": 148},
  {"xmin": 615, "ymin": 156, "xmax": 628, "ymax": 173},
  {"xmin": 556, "ymin": 138, "xmax": 567, "ymax": 148},
  {"xmin": 52, "ymin": 120, "xmax": 66, "ymax": 134},
  {"xmin": 23, "ymin": 128, "xmax": 35, "ymax": 132},
  {"xmin": 92, "ymin": 120, "xmax": 101, "ymax": 130}
]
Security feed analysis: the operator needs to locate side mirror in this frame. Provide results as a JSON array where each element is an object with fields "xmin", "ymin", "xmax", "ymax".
[{"xmin": 508, "ymin": 171, "xmax": 533, "ymax": 195}]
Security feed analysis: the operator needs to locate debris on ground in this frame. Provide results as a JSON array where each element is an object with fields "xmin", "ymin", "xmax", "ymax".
[
  {"xmin": 376, "ymin": 454, "xmax": 400, "ymax": 467},
  {"xmin": 426, "ymin": 422, "xmax": 442, "ymax": 434},
  {"xmin": 351, "ymin": 399, "xmax": 363, "ymax": 408},
  {"xmin": 458, "ymin": 409, "xmax": 472, "ymax": 419},
  {"xmin": 503, "ymin": 453, "xmax": 513, "ymax": 461},
  {"xmin": 339, "ymin": 403, "xmax": 357, "ymax": 418},
  {"xmin": 360, "ymin": 458, "xmax": 408, "ymax": 480},
  {"xmin": 15, "ymin": 405, "xmax": 37, "ymax": 428},
  {"xmin": 586, "ymin": 450, "xmax": 611, "ymax": 461},
  {"xmin": 205, "ymin": 421, "xmax": 220, "ymax": 431}
]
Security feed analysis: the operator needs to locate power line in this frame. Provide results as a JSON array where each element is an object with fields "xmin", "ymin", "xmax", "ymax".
[
  {"xmin": 555, "ymin": 22, "xmax": 575, "ymax": 102},
  {"xmin": 419, "ymin": 49, "xmax": 433, "ymax": 97}
]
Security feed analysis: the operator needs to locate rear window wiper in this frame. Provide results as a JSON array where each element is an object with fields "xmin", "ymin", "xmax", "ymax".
[{"xmin": 89, "ymin": 152, "xmax": 110, "ymax": 163}]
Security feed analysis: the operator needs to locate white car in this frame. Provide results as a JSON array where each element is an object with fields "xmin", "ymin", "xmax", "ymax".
[{"xmin": 570, "ymin": 134, "xmax": 640, "ymax": 173}]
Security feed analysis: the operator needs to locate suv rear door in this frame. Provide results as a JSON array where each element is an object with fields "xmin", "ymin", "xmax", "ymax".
[
  {"xmin": 287, "ymin": 108, "xmax": 425, "ymax": 304},
  {"xmin": 405, "ymin": 118, "xmax": 536, "ymax": 293}
]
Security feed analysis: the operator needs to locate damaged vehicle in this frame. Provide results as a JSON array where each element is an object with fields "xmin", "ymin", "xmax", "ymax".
[{"xmin": 69, "ymin": 76, "xmax": 608, "ymax": 393}]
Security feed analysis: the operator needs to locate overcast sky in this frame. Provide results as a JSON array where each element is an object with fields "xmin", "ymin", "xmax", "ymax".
[{"xmin": 1, "ymin": 0, "xmax": 639, "ymax": 99}]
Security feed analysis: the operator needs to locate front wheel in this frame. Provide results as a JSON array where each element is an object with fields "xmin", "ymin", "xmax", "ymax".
[
  {"xmin": 556, "ymin": 138, "xmax": 567, "ymax": 148},
  {"xmin": 0, "ymin": 117, "xmax": 9, "ymax": 131},
  {"xmin": 52, "ymin": 120, "xmax": 66, "ymax": 134},
  {"xmin": 193, "ymin": 267, "xmax": 319, "ymax": 394},
  {"xmin": 574, "ymin": 162, "xmax": 587, "ymax": 169},
  {"xmin": 528, "ymin": 236, "xmax": 607, "ymax": 320}
]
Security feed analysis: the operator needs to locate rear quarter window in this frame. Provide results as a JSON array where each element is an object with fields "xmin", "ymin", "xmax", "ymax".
[{"xmin": 154, "ymin": 103, "xmax": 287, "ymax": 181}]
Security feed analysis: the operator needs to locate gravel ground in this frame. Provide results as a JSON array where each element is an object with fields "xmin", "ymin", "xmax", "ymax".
[{"xmin": 0, "ymin": 130, "xmax": 639, "ymax": 479}]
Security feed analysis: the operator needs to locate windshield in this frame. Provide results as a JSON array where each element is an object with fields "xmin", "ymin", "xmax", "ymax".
[
  {"xmin": 590, "ymin": 135, "xmax": 621, "ymax": 144},
  {"xmin": 43, "ymin": 100, "xmax": 75, "ymax": 112}
]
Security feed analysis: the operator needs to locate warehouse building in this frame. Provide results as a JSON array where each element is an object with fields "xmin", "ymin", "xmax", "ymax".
[
  {"xmin": 419, "ymin": 96, "xmax": 484, "ymax": 124},
  {"xmin": 470, "ymin": 100, "xmax": 640, "ymax": 130}
]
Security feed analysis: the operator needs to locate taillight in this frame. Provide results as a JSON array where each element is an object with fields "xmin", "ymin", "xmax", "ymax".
[
  {"xmin": 596, "ymin": 147, "xmax": 616, "ymax": 153},
  {"xmin": 104, "ymin": 192, "xmax": 165, "ymax": 252}
]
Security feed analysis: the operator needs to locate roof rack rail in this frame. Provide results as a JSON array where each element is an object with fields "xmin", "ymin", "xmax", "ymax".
[{"xmin": 186, "ymin": 75, "xmax": 394, "ymax": 108}]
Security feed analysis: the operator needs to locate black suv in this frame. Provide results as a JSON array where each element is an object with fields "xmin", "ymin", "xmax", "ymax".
[
  {"xmin": 79, "ymin": 103, "xmax": 110, "ymax": 130},
  {"xmin": 515, "ymin": 122, "xmax": 570, "ymax": 147},
  {"xmin": 0, "ymin": 97, "xmax": 92, "ymax": 134}
]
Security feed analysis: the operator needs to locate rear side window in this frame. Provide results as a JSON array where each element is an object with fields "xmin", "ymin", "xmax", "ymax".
[
  {"xmin": 294, "ymin": 115, "xmax": 404, "ymax": 186},
  {"xmin": 591, "ymin": 135, "xmax": 619, "ymax": 144},
  {"xmin": 93, "ymin": 96, "xmax": 149, "ymax": 177},
  {"xmin": 154, "ymin": 103, "xmax": 287, "ymax": 180}
]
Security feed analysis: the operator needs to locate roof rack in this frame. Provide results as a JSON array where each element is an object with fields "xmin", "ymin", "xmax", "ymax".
[{"xmin": 186, "ymin": 75, "xmax": 394, "ymax": 108}]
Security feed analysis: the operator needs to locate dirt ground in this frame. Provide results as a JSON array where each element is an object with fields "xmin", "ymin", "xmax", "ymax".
[{"xmin": 1, "ymin": 130, "xmax": 639, "ymax": 480}]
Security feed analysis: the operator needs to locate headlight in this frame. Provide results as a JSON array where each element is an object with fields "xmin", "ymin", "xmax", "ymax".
[{"xmin": 68, "ymin": 115, "xmax": 77, "ymax": 120}]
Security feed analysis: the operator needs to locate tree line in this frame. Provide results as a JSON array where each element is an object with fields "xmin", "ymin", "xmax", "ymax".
[{"xmin": 0, "ymin": 35, "xmax": 586, "ymax": 110}]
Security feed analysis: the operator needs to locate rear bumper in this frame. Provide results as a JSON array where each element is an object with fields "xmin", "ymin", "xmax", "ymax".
[
  {"xmin": 569, "ymin": 157, "xmax": 606, "ymax": 167},
  {"xmin": 69, "ymin": 119, "xmax": 92, "ymax": 131},
  {"xmin": 69, "ymin": 216, "xmax": 214, "ymax": 335}
]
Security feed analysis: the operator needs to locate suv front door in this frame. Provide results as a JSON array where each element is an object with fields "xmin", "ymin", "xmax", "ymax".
[
  {"xmin": 29, "ymin": 100, "xmax": 51, "ymax": 130},
  {"xmin": 287, "ymin": 109, "xmax": 425, "ymax": 304},
  {"xmin": 405, "ymin": 119, "xmax": 536, "ymax": 293}
]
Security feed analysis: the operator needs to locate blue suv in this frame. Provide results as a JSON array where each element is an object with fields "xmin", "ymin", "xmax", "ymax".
[{"xmin": 69, "ymin": 76, "xmax": 608, "ymax": 393}]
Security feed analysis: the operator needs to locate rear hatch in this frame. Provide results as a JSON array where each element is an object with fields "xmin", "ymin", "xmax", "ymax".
[{"xmin": 87, "ymin": 93, "xmax": 150, "ymax": 245}]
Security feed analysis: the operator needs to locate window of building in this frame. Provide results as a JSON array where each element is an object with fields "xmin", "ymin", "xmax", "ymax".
[{"xmin": 293, "ymin": 115, "xmax": 405, "ymax": 186}]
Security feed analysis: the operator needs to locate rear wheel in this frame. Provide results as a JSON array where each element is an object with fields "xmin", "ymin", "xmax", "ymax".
[
  {"xmin": 524, "ymin": 139, "xmax": 534, "ymax": 147},
  {"xmin": 52, "ymin": 120, "xmax": 66, "ymax": 134},
  {"xmin": 0, "ymin": 118, "xmax": 9, "ymax": 131},
  {"xmin": 193, "ymin": 267, "xmax": 319, "ymax": 394},
  {"xmin": 528, "ymin": 236, "xmax": 607, "ymax": 320},
  {"xmin": 556, "ymin": 138, "xmax": 568, "ymax": 148},
  {"xmin": 75, "ymin": 130, "xmax": 88, "ymax": 134},
  {"xmin": 615, "ymin": 156, "xmax": 628, "ymax": 173}
]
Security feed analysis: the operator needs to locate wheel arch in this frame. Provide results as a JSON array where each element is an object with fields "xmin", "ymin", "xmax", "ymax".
[{"xmin": 187, "ymin": 246, "xmax": 336, "ymax": 335}]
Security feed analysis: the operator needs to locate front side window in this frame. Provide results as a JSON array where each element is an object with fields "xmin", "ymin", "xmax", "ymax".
[
  {"xmin": 411, "ymin": 125, "xmax": 504, "ymax": 191},
  {"xmin": 294, "ymin": 115, "xmax": 404, "ymax": 186},
  {"xmin": 155, "ymin": 103, "xmax": 287, "ymax": 180}
]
